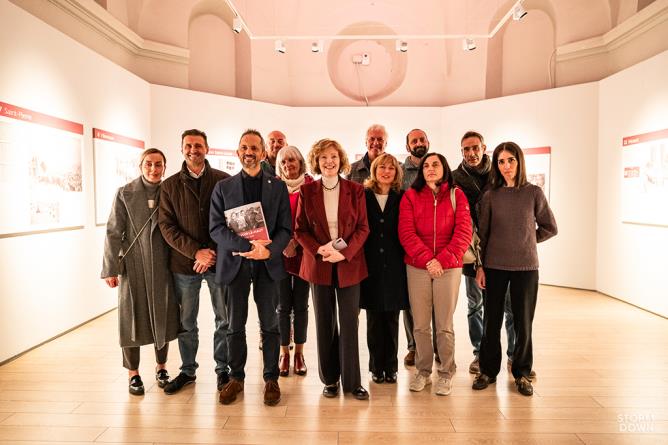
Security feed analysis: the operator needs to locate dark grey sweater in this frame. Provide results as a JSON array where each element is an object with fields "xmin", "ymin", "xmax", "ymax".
[{"xmin": 478, "ymin": 184, "xmax": 557, "ymax": 271}]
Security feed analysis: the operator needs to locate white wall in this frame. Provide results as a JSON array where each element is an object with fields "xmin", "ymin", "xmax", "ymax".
[
  {"xmin": 150, "ymin": 85, "xmax": 291, "ymax": 176},
  {"xmin": 150, "ymin": 86, "xmax": 443, "ymax": 170},
  {"xmin": 441, "ymin": 83, "xmax": 600, "ymax": 290},
  {"xmin": 597, "ymin": 50, "xmax": 668, "ymax": 317},
  {"xmin": 0, "ymin": 2, "xmax": 151, "ymax": 362},
  {"xmin": 151, "ymin": 83, "xmax": 598, "ymax": 291}
]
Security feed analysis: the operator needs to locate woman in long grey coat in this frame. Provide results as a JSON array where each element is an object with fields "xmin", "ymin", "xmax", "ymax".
[{"xmin": 101, "ymin": 148, "xmax": 180, "ymax": 395}]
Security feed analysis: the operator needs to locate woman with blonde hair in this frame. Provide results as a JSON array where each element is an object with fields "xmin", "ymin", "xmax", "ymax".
[
  {"xmin": 101, "ymin": 148, "xmax": 180, "ymax": 395},
  {"xmin": 295, "ymin": 139, "xmax": 370, "ymax": 400},
  {"xmin": 361, "ymin": 153, "xmax": 409, "ymax": 384},
  {"xmin": 275, "ymin": 146, "xmax": 313, "ymax": 377}
]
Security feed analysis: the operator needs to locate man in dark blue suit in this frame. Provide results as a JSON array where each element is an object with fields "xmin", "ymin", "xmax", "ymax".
[{"xmin": 209, "ymin": 129, "xmax": 291, "ymax": 406}]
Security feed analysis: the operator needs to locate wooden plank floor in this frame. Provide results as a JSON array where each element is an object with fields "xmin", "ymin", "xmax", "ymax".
[{"xmin": 1, "ymin": 285, "xmax": 667, "ymax": 444}]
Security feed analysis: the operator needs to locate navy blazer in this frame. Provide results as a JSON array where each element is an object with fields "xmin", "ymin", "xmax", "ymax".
[{"xmin": 209, "ymin": 171, "xmax": 292, "ymax": 285}]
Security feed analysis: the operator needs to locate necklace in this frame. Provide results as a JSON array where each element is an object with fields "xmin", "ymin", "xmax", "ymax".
[{"xmin": 322, "ymin": 176, "xmax": 340, "ymax": 191}]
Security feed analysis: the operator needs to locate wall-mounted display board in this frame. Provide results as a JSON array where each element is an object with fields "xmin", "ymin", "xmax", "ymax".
[
  {"xmin": 93, "ymin": 128, "xmax": 145, "ymax": 225},
  {"xmin": 622, "ymin": 128, "xmax": 668, "ymax": 227},
  {"xmin": 208, "ymin": 148, "xmax": 241, "ymax": 176},
  {"xmin": 484, "ymin": 146, "xmax": 551, "ymax": 200},
  {"xmin": 0, "ymin": 101, "xmax": 84, "ymax": 237},
  {"xmin": 523, "ymin": 146, "xmax": 551, "ymax": 201}
]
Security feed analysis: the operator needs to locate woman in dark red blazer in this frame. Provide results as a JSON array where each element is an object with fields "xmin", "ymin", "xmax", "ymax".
[{"xmin": 295, "ymin": 138, "xmax": 370, "ymax": 400}]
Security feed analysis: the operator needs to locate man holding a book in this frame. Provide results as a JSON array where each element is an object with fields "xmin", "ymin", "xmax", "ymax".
[{"xmin": 209, "ymin": 129, "xmax": 292, "ymax": 407}]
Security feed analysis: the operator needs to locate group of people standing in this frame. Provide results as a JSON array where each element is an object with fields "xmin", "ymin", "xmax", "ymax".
[{"xmin": 101, "ymin": 124, "xmax": 557, "ymax": 405}]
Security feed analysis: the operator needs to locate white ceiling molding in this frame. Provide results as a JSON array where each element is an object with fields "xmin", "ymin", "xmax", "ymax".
[
  {"xmin": 47, "ymin": 0, "xmax": 189, "ymax": 65},
  {"xmin": 556, "ymin": 0, "xmax": 668, "ymax": 62}
]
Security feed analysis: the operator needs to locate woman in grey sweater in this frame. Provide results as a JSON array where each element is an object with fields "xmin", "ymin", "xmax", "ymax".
[{"xmin": 471, "ymin": 142, "xmax": 557, "ymax": 397}]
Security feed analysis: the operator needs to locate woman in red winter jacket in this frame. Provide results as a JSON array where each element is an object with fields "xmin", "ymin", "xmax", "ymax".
[{"xmin": 398, "ymin": 152, "xmax": 472, "ymax": 396}]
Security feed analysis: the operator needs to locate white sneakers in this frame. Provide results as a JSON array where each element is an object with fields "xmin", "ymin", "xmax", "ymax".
[
  {"xmin": 409, "ymin": 372, "xmax": 452, "ymax": 395},
  {"xmin": 409, "ymin": 373, "xmax": 431, "ymax": 392},
  {"xmin": 435, "ymin": 377, "xmax": 452, "ymax": 396}
]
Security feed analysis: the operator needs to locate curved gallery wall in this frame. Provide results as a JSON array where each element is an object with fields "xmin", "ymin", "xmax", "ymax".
[{"xmin": 1, "ymin": 1, "xmax": 666, "ymax": 363}]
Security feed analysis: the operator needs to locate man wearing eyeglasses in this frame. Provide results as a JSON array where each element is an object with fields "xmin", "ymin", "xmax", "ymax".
[
  {"xmin": 452, "ymin": 130, "xmax": 523, "ymax": 377},
  {"xmin": 347, "ymin": 124, "xmax": 387, "ymax": 184}
]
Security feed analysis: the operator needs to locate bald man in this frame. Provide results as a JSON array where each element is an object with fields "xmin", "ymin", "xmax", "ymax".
[{"xmin": 261, "ymin": 130, "xmax": 287, "ymax": 176}]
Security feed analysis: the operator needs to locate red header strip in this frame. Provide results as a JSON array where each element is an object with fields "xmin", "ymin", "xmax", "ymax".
[
  {"xmin": 523, "ymin": 146, "xmax": 551, "ymax": 155},
  {"xmin": 485, "ymin": 146, "xmax": 551, "ymax": 156},
  {"xmin": 93, "ymin": 128, "xmax": 144, "ymax": 149},
  {"xmin": 0, "ymin": 101, "xmax": 83, "ymax": 135},
  {"xmin": 623, "ymin": 128, "xmax": 668, "ymax": 147},
  {"xmin": 209, "ymin": 148, "xmax": 236, "ymax": 156}
]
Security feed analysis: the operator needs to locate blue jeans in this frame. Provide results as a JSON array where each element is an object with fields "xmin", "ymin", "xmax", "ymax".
[
  {"xmin": 174, "ymin": 271, "xmax": 229, "ymax": 377},
  {"xmin": 465, "ymin": 275, "xmax": 515, "ymax": 357}
]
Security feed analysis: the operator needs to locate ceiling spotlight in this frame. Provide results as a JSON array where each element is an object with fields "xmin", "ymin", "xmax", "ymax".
[
  {"xmin": 275, "ymin": 39, "xmax": 286, "ymax": 54},
  {"xmin": 311, "ymin": 40, "xmax": 323, "ymax": 53},
  {"xmin": 512, "ymin": 4, "xmax": 528, "ymax": 20},
  {"xmin": 395, "ymin": 40, "xmax": 408, "ymax": 52},
  {"xmin": 232, "ymin": 16, "xmax": 242, "ymax": 33},
  {"xmin": 462, "ymin": 38, "xmax": 477, "ymax": 51}
]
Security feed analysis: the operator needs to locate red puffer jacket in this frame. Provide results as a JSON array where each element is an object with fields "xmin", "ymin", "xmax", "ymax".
[{"xmin": 398, "ymin": 182, "xmax": 472, "ymax": 270}]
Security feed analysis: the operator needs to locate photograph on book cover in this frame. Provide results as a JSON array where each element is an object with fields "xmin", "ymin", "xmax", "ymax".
[{"xmin": 224, "ymin": 201, "xmax": 269, "ymax": 241}]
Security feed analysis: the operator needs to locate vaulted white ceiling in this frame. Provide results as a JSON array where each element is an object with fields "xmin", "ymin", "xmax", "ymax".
[{"xmin": 11, "ymin": 0, "xmax": 668, "ymax": 106}]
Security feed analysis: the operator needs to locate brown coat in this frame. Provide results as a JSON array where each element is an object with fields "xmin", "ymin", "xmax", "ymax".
[
  {"xmin": 159, "ymin": 160, "xmax": 230, "ymax": 274},
  {"xmin": 294, "ymin": 178, "xmax": 369, "ymax": 288}
]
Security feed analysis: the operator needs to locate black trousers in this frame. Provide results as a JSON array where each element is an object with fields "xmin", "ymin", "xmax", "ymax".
[
  {"xmin": 366, "ymin": 310, "xmax": 400, "ymax": 375},
  {"xmin": 479, "ymin": 268, "xmax": 539, "ymax": 379},
  {"xmin": 122, "ymin": 344, "xmax": 169, "ymax": 370},
  {"xmin": 311, "ymin": 282, "xmax": 361, "ymax": 392},
  {"xmin": 277, "ymin": 274, "xmax": 310, "ymax": 346},
  {"xmin": 226, "ymin": 260, "xmax": 280, "ymax": 382}
]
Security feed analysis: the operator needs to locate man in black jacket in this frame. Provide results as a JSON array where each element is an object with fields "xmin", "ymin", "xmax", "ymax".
[{"xmin": 452, "ymin": 131, "xmax": 517, "ymax": 375}]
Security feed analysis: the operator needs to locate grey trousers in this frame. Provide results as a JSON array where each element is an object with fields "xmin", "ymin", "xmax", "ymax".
[
  {"xmin": 311, "ymin": 282, "xmax": 362, "ymax": 392},
  {"xmin": 122, "ymin": 344, "xmax": 169, "ymax": 370},
  {"xmin": 406, "ymin": 265, "xmax": 461, "ymax": 379}
]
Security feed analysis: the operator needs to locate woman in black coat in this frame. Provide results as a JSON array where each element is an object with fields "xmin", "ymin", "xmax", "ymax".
[{"xmin": 361, "ymin": 153, "xmax": 409, "ymax": 384}]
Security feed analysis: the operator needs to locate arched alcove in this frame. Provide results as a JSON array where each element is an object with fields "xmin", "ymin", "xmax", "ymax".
[
  {"xmin": 188, "ymin": 13, "xmax": 236, "ymax": 96},
  {"xmin": 501, "ymin": 9, "xmax": 555, "ymax": 96}
]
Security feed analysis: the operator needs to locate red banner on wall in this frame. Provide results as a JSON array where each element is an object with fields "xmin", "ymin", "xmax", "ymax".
[
  {"xmin": 209, "ymin": 148, "xmax": 236, "ymax": 156},
  {"xmin": 623, "ymin": 128, "xmax": 668, "ymax": 147},
  {"xmin": 93, "ymin": 128, "xmax": 144, "ymax": 149},
  {"xmin": 523, "ymin": 146, "xmax": 551, "ymax": 155},
  {"xmin": 0, "ymin": 101, "xmax": 83, "ymax": 134}
]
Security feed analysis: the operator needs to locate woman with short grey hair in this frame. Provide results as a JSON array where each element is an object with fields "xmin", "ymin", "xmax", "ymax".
[{"xmin": 275, "ymin": 146, "xmax": 312, "ymax": 377}]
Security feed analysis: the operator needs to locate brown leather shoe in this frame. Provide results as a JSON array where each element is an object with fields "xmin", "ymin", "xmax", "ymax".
[
  {"xmin": 263, "ymin": 380, "xmax": 281, "ymax": 406},
  {"xmin": 219, "ymin": 379, "xmax": 244, "ymax": 405},
  {"xmin": 404, "ymin": 350, "xmax": 415, "ymax": 366},
  {"xmin": 279, "ymin": 353, "xmax": 290, "ymax": 377},
  {"xmin": 293, "ymin": 353, "xmax": 307, "ymax": 376}
]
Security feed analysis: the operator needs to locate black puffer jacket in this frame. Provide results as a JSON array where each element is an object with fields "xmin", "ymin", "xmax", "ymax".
[{"xmin": 452, "ymin": 154, "xmax": 491, "ymax": 276}]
